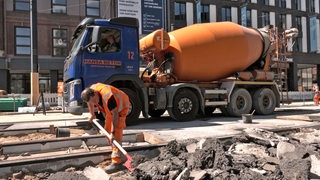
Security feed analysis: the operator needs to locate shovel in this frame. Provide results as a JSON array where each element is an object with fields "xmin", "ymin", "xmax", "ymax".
[{"xmin": 92, "ymin": 119, "xmax": 135, "ymax": 172}]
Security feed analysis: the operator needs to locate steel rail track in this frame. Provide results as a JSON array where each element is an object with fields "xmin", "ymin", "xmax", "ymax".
[
  {"xmin": 0, "ymin": 141, "xmax": 165, "ymax": 177},
  {"xmin": 0, "ymin": 132, "xmax": 143, "ymax": 155}
]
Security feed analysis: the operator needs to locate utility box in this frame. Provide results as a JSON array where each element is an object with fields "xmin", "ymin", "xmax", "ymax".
[{"xmin": 0, "ymin": 98, "xmax": 28, "ymax": 112}]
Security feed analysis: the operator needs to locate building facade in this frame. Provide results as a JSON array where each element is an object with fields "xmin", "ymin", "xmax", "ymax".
[
  {"xmin": 0, "ymin": 0, "xmax": 320, "ymax": 94},
  {"xmin": 0, "ymin": 0, "xmax": 114, "ymax": 94}
]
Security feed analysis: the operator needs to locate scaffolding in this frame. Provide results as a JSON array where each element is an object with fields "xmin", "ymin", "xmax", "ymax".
[{"xmin": 269, "ymin": 27, "xmax": 293, "ymax": 104}]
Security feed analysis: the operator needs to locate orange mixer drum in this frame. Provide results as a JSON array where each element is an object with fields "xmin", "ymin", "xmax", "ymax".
[
  {"xmin": 139, "ymin": 29, "xmax": 170, "ymax": 52},
  {"xmin": 167, "ymin": 22, "xmax": 264, "ymax": 81}
]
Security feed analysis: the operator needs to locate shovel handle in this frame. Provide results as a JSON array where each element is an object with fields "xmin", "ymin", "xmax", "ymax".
[{"xmin": 92, "ymin": 119, "xmax": 128, "ymax": 155}]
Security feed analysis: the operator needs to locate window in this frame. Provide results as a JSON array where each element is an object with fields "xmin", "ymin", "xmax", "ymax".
[
  {"xmin": 53, "ymin": 29, "xmax": 68, "ymax": 57},
  {"xmin": 15, "ymin": 27, "xmax": 31, "ymax": 55},
  {"xmin": 263, "ymin": 0, "xmax": 269, "ymax": 5},
  {"xmin": 174, "ymin": 2, "xmax": 186, "ymax": 21},
  {"xmin": 246, "ymin": 9, "xmax": 252, "ymax": 27},
  {"xmin": 14, "ymin": 0, "xmax": 29, "ymax": 11},
  {"xmin": 279, "ymin": 14, "xmax": 286, "ymax": 30},
  {"xmin": 279, "ymin": 0, "xmax": 286, "ymax": 8},
  {"xmin": 96, "ymin": 28, "xmax": 121, "ymax": 53},
  {"xmin": 295, "ymin": 0, "xmax": 301, "ymax": 10},
  {"xmin": 242, "ymin": 0, "xmax": 251, "ymax": 3},
  {"xmin": 261, "ymin": 11, "xmax": 270, "ymax": 27},
  {"xmin": 295, "ymin": 16, "xmax": 302, "ymax": 52},
  {"xmin": 52, "ymin": 0, "xmax": 67, "ymax": 14},
  {"xmin": 11, "ymin": 74, "xmax": 30, "ymax": 93},
  {"xmin": 86, "ymin": 0, "xmax": 100, "ymax": 17},
  {"xmin": 309, "ymin": 0, "xmax": 315, "ymax": 12},
  {"xmin": 221, "ymin": 7, "xmax": 231, "ymax": 21},
  {"xmin": 201, "ymin": 4, "xmax": 209, "ymax": 23}
]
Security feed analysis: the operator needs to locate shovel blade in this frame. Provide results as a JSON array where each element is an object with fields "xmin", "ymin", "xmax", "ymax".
[{"xmin": 123, "ymin": 154, "xmax": 135, "ymax": 172}]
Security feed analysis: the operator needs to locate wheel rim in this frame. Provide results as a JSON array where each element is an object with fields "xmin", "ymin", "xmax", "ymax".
[
  {"xmin": 236, "ymin": 96, "xmax": 245, "ymax": 109},
  {"xmin": 128, "ymin": 101, "xmax": 132, "ymax": 115},
  {"xmin": 262, "ymin": 96, "xmax": 271, "ymax": 108},
  {"xmin": 178, "ymin": 98, "xmax": 193, "ymax": 114}
]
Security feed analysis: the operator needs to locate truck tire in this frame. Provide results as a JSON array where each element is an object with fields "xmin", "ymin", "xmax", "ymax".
[
  {"xmin": 168, "ymin": 89, "xmax": 199, "ymax": 121},
  {"xmin": 148, "ymin": 106, "xmax": 166, "ymax": 118},
  {"xmin": 226, "ymin": 88, "xmax": 252, "ymax": 117},
  {"xmin": 121, "ymin": 88, "xmax": 142, "ymax": 125},
  {"xmin": 252, "ymin": 88, "xmax": 276, "ymax": 115}
]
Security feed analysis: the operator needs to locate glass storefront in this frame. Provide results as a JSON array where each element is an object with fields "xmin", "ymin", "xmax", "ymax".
[{"xmin": 10, "ymin": 72, "xmax": 62, "ymax": 93}]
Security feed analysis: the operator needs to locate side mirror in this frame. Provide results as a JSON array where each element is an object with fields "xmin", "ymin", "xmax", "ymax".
[{"xmin": 84, "ymin": 41, "xmax": 99, "ymax": 53}]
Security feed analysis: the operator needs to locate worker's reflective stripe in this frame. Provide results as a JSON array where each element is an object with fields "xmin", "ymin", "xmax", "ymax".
[
  {"xmin": 113, "ymin": 93, "xmax": 123, "ymax": 112},
  {"xmin": 111, "ymin": 150, "xmax": 121, "ymax": 157}
]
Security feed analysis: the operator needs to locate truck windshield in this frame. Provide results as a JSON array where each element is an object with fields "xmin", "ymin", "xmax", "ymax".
[{"xmin": 69, "ymin": 30, "xmax": 86, "ymax": 59}]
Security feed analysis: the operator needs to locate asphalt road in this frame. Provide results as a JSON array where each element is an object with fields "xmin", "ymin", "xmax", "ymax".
[{"xmin": 2, "ymin": 101, "xmax": 320, "ymax": 143}]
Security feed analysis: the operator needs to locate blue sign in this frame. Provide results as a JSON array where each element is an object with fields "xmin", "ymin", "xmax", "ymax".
[
  {"xmin": 142, "ymin": 0, "xmax": 165, "ymax": 34},
  {"xmin": 310, "ymin": 16, "xmax": 317, "ymax": 52},
  {"xmin": 241, "ymin": 6, "xmax": 247, "ymax": 27},
  {"xmin": 196, "ymin": 0, "xmax": 201, "ymax": 23}
]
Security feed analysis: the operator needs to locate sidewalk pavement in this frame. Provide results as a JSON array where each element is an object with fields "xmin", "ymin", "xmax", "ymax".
[
  {"xmin": 0, "ymin": 101, "xmax": 317, "ymax": 124},
  {"xmin": 0, "ymin": 111, "xmax": 90, "ymax": 124}
]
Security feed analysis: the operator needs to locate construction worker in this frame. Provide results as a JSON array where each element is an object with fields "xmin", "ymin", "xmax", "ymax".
[
  {"xmin": 314, "ymin": 90, "xmax": 320, "ymax": 105},
  {"xmin": 81, "ymin": 82, "xmax": 129, "ymax": 173}
]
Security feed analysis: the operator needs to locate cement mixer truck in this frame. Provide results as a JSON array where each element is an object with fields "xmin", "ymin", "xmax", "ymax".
[{"xmin": 63, "ymin": 17, "xmax": 296, "ymax": 124}]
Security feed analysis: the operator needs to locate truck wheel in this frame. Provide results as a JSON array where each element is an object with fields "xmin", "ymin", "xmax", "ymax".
[
  {"xmin": 226, "ymin": 88, "xmax": 252, "ymax": 117},
  {"xmin": 253, "ymin": 88, "xmax": 276, "ymax": 115},
  {"xmin": 121, "ymin": 88, "xmax": 142, "ymax": 125},
  {"xmin": 148, "ymin": 106, "xmax": 166, "ymax": 118},
  {"xmin": 168, "ymin": 89, "xmax": 199, "ymax": 121}
]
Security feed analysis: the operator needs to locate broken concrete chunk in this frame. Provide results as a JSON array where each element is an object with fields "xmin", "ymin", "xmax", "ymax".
[
  {"xmin": 310, "ymin": 154, "xmax": 320, "ymax": 179},
  {"xmin": 244, "ymin": 128, "xmax": 289, "ymax": 147},
  {"xmin": 250, "ymin": 168, "xmax": 267, "ymax": 175},
  {"xmin": 197, "ymin": 139, "xmax": 206, "ymax": 150},
  {"xmin": 277, "ymin": 141, "xmax": 296, "ymax": 159},
  {"xmin": 262, "ymin": 163, "xmax": 277, "ymax": 172},
  {"xmin": 232, "ymin": 143, "xmax": 269, "ymax": 159},
  {"xmin": 277, "ymin": 141, "xmax": 307, "ymax": 160},
  {"xmin": 190, "ymin": 170, "xmax": 207, "ymax": 180},
  {"xmin": 280, "ymin": 158, "xmax": 310, "ymax": 180},
  {"xmin": 175, "ymin": 168, "xmax": 190, "ymax": 180},
  {"xmin": 186, "ymin": 143, "xmax": 197, "ymax": 153},
  {"xmin": 290, "ymin": 128, "xmax": 320, "ymax": 144},
  {"xmin": 12, "ymin": 171, "xmax": 23, "ymax": 179},
  {"xmin": 83, "ymin": 166, "xmax": 110, "ymax": 180}
]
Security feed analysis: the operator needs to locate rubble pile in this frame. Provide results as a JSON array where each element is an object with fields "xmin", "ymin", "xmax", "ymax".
[
  {"xmin": 128, "ymin": 128, "xmax": 320, "ymax": 180},
  {"xmin": 6, "ymin": 128, "xmax": 320, "ymax": 180}
]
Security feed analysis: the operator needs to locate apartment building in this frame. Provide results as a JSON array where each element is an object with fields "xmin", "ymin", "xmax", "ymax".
[
  {"xmin": 0, "ymin": 0, "xmax": 319, "ymax": 94},
  {"xmin": 0, "ymin": 0, "xmax": 113, "ymax": 94}
]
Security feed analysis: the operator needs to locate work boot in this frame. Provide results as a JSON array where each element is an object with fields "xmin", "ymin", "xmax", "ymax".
[{"xmin": 105, "ymin": 163, "xmax": 125, "ymax": 174}]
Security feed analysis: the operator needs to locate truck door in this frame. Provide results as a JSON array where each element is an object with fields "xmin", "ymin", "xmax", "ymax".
[{"xmin": 82, "ymin": 27, "xmax": 134, "ymax": 87}]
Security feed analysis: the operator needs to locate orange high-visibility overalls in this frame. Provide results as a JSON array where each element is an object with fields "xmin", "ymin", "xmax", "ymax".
[{"xmin": 90, "ymin": 83, "xmax": 129, "ymax": 164}]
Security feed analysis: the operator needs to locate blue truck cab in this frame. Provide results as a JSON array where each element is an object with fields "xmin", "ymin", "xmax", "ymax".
[{"xmin": 63, "ymin": 17, "xmax": 147, "ymax": 124}]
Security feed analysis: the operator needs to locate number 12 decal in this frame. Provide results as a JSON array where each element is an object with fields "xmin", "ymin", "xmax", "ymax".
[{"xmin": 127, "ymin": 51, "xmax": 134, "ymax": 60}]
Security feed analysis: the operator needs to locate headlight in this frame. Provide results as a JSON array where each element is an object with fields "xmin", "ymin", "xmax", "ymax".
[
  {"xmin": 69, "ymin": 100, "xmax": 78, "ymax": 106},
  {"xmin": 69, "ymin": 79, "xmax": 82, "ymax": 99}
]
